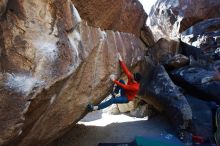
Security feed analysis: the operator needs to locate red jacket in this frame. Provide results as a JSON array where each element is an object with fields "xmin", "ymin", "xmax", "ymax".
[{"xmin": 113, "ymin": 60, "xmax": 139, "ymax": 101}]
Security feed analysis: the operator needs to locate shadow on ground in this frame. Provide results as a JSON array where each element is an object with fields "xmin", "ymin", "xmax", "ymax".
[{"xmin": 49, "ymin": 115, "xmax": 175, "ymax": 146}]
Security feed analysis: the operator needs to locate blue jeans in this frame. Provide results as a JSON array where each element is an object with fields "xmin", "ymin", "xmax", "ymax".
[{"xmin": 98, "ymin": 79, "xmax": 129, "ymax": 110}]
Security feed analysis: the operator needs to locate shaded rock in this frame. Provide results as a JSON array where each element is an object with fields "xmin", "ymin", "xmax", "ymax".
[
  {"xmin": 141, "ymin": 65, "xmax": 192, "ymax": 132},
  {"xmin": 213, "ymin": 60, "xmax": 220, "ymax": 70},
  {"xmin": 0, "ymin": 0, "xmax": 7, "ymax": 17},
  {"xmin": 185, "ymin": 95, "xmax": 213, "ymax": 139},
  {"xmin": 130, "ymin": 104, "xmax": 148, "ymax": 118},
  {"xmin": 215, "ymin": 107, "xmax": 220, "ymax": 146},
  {"xmin": 138, "ymin": 56, "xmax": 162, "ymax": 111},
  {"xmin": 148, "ymin": 0, "xmax": 220, "ymax": 40},
  {"xmin": 0, "ymin": 0, "xmax": 146, "ymax": 145},
  {"xmin": 140, "ymin": 25, "xmax": 155, "ymax": 47},
  {"xmin": 179, "ymin": 40, "xmax": 204, "ymax": 60},
  {"xmin": 71, "ymin": 0, "xmax": 147, "ymax": 36},
  {"xmin": 129, "ymin": 100, "xmax": 148, "ymax": 118},
  {"xmin": 149, "ymin": 38, "xmax": 179, "ymax": 64},
  {"xmin": 213, "ymin": 47, "xmax": 220, "ymax": 60},
  {"xmin": 165, "ymin": 54, "xmax": 189, "ymax": 69},
  {"xmin": 171, "ymin": 66, "xmax": 220, "ymax": 104},
  {"xmin": 217, "ymin": 37, "xmax": 220, "ymax": 45}
]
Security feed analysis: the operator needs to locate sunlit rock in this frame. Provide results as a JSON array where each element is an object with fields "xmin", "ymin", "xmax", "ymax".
[
  {"xmin": 148, "ymin": 0, "xmax": 220, "ymax": 40},
  {"xmin": 0, "ymin": 0, "xmax": 146, "ymax": 145},
  {"xmin": 181, "ymin": 18, "xmax": 220, "ymax": 56},
  {"xmin": 71, "ymin": 0, "xmax": 147, "ymax": 36}
]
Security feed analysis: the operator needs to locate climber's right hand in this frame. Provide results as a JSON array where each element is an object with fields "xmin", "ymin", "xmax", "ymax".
[
  {"xmin": 110, "ymin": 74, "xmax": 116, "ymax": 81},
  {"xmin": 117, "ymin": 53, "xmax": 123, "ymax": 61}
]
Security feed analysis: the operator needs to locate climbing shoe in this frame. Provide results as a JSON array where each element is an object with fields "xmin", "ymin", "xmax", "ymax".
[{"xmin": 87, "ymin": 104, "xmax": 94, "ymax": 112}]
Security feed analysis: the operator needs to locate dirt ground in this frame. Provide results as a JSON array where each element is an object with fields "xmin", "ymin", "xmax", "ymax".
[{"xmin": 49, "ymin": 109, "xmax": 176, "ymax": 146}]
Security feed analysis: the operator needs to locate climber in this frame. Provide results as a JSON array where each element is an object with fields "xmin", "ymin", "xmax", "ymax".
[{"xmin": 87, "ymin": 53, "xmax": 142, "ymax": 111}]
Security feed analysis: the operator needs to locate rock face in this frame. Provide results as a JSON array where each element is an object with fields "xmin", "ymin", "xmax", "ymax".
[
  {"xmin": 185, "ymin": 95, "xmax": 213, "ymax": 139},
  {"xmin": 140, "ymin": 25, "xmax": 155, "ymax": 47},
  {"xmin": 71, "ymin": 0, "xmax": 147, "ymax": 36},
  {"xmin": 171, "ymin": 66, "xmax": 220, "ymax": 104},
  {"xmin": 181, "ymin": 18, "xmax": 220, "ymax": 56},
  {"xmin": 0, "ymin": 0, "xmax": 7, "ymax": 17},
  {"xmin": 149, "ymin": 38, "xmax": 179, "ymax": 64},
  {"xmin": 141, "ymin": 64, "xmax": 192, "ymax": 131},
  {"xmin": 0, "ymin": 0, "xmax": 146, "ymax": 145},
  {"xmin": 165, "ymin": 54, "xmax": 189, "ymax": 70},
  {"xmin": 179, "ymin": 41, "xmax": 204, "ymax": 60},
  {"xmin": 148, "ymin": 0, "xmax": 220, "ymax": 40}
]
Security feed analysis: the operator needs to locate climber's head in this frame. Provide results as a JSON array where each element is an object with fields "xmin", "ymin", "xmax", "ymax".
[{"xmin": 133, "ymin": 72, "xmax": 142, "ymax": 83}]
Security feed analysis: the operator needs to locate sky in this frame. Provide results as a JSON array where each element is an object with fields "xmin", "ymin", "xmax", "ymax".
[{"xmin": 138, "ymin": 0, "xmax": 158, "ymax": 14}]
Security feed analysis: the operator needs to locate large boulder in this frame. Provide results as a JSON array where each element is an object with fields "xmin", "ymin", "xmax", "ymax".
[
  {"xmin": 0, "ymin": 0, "xmax": 146, "ymax": 145},
  {"xmin": 148, "ymin": 0, "xmax": 220, "ymax": 40},
  {"xmin": 140, "ymin": 25, "xmax": 155, "ymax": 47},
  {"xmin": 164, "ymin": 54, "xmax": 189, "ymax": 70},
  {"xmin": 140, "ymin": 64, "xmax": 192, "ymax": 132},
  {"xmin": 71, "ymin": 0, "xmax": 147, "ymax": 36},
  {"xmin": 185, "ymin": 95, "xmax": 213, "ymax": 139},
  {"xmin": 149, "ymin": 38, "xmax": 179, "ymax": 64},
  {"xmin": 0, "ymin": 0, "xmax": 7, "ymax": 17},
  {"xmin": 179, "ymin": 40, "xmax": 204, "ymax": 60},
  {"xmin": 171, "ymin": 66, "xmax": 220, "ymax": 104}
]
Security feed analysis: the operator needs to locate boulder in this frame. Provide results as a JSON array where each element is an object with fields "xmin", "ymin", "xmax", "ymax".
[
  {"xmin": 185, "ymin": 95, "xmax": 213, "ymax": 139},
  {"xmin": 181, "ymin": 18, "xmax": 220, "ymax": 55},
  {"xmin": 0, "ymin": 0, "xmax": 146, "ymax": 145},
  {"xmin": 140, "ymin": 25, "xmax": 155, "ymax": 47},
  {"xmin": 71, "ymin": 0, "xmax": 147, "ymax": 36},
  {"xmin": 171, "ymin": 66, "xmax": 220, "ymax": 104},
  {"xmin": 138, "ymin": 56, "xmax": 162, "ymax": 110},
  {"xmin": 149, "ymin": 38, "xmax": 179, "ymax": 64},
  {"xmin": 117, "ymin": 101, "xmax": 135, "ymax": 113},
  {"xmin": 148, "ymin": 0, "xmax": 220, "ymax": 40},
  {"xmin": 179, "ymin": 40, "xmax": 204, "ymax": 60},
  {"xmin": 141, "ymin": 64, "xmax": 192, "ymax": 132},
  {"xmin": 129, "ymin": 100, "xmax": 149, "ymax": 118},
  {"xmin": 165, "ymin": 54, "xmax": 189, "ymax": 70},
  {"xmin": 0, "ymin": 0, "xmax": 7, "ymax": 17}
]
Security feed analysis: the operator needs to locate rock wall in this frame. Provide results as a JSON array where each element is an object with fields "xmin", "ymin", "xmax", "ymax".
[
  {"xmin": 148, "ymin": 0, "xmax": 220, "ymax": 40},
  {"xmin": 0, "ymin": 0, "xmax": 147, "ymax": 145},
  {"xmin": 71, "ymin": 0, "xmax": 147, "ymax": 36},
  {"xmin": 2, "ymin": 0, "xmax": 218, "ymax": 145},
  {"xmin": 0, "ymin": 0, "xmax": 7, "ymax": 17}
]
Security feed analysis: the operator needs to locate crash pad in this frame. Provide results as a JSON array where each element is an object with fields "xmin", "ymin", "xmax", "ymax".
[{"xmin": 135, "ymin": 135, "xmax": 185, "ymax": 146}]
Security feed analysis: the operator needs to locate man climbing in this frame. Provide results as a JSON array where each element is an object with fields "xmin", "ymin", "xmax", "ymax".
[{"xmin": 87, "ymin": 53, "xmax": 142, "ymax": 111}]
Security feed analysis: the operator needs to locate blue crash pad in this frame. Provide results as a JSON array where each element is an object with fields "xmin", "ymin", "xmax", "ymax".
[{"xmin": 135, "ymin": 135, "xmax": 185, "ymax": 146}]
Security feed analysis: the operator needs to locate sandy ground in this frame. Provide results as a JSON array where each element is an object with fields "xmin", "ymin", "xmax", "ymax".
[{"xmin": 49, "ymin": 109, "xmax": 176, "ymax": 146}]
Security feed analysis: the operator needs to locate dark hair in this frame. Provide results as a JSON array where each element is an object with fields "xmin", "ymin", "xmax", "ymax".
[{"xmin": 133, "ymin": 72, "xmax": 142, "ymax": 83}]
